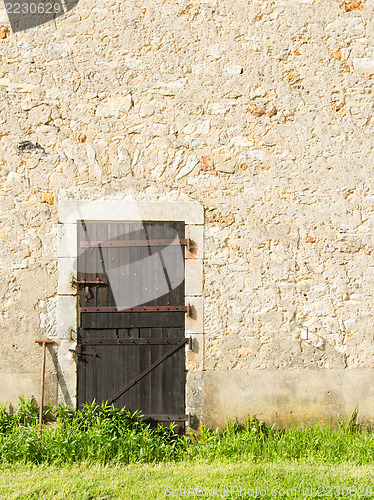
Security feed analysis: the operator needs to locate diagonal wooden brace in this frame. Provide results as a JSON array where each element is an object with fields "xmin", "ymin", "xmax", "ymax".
[{"xmin": 108, "ymin": 338, "xmax": 188, "ymax": 404}]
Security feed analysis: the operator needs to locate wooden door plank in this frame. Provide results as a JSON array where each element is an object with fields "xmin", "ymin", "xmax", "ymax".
[
  {"xmin": 77, "ymin": 329, "xmax": 86, "ymax": 407},
  {"xmin": 82, "ymin": 222, "xmax": 98, "ymax": 330},
  {"xmin": 128, "ymin": 222, "xmax": 146, "ymax": 412},
  {"xmin": 118, "ymin": 222, "xmax": 130, "ymax": 410},
  {"xmin": 150, "ymin": 223, "xmax": 165, "ymax": 416},
  {"xmin": 95, "ymin": 222, "xmax": 107, "ymax": 307},
  {"xmin": 96, "ymin": 222, "xmax": 108, "ymax": 331},
  {"xmin": 108, "ymin": 222, "xmax": 119, "ymax": 320},
  {"xmin": 139, "ymin": 328, "xmax": 152, "ymax": 414},
  {"xmin": 78, "ymin": 222, "xmax": 96, "ymax": 405},
  {"xmin": 139, "ymin": 222, "xmax": 156, "ymax": 414},
  {"xmin": 151, "ymin": 328, "xmax": 163, "ymax": 414}
]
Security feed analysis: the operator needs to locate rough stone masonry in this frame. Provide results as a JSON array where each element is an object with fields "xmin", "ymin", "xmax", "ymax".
[{"xmin": 0, "ymin": 0, "xmax": 374, "ymax": 426}]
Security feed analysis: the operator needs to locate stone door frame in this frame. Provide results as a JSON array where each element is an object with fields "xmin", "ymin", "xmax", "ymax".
[{"xmin": 56, "ymin": 199, "xmax": 204, "ymax": 408}]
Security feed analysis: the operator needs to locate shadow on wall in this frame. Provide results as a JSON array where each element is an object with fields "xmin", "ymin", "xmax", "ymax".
[
  {"xmin": 3, "ymin": 0, "xmax": 80, "ymax": 33},
  {"xmin": 48, "ymin": 343, "xmax": 73, "ymax": 407}
]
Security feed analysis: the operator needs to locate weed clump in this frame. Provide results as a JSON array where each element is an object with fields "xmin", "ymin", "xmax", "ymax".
[
  {"xmin": 0, "ymin": 397, "xmax": 185, "ymax": 465},
  {"xmin": 0, "ymin": 398, "xmax": 373, "ymax": 465}
]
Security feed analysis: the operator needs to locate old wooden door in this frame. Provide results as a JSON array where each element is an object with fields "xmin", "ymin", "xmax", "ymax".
[{"xmin": 76, "ymin": 221, "xmax": 187, "ymax": 430}]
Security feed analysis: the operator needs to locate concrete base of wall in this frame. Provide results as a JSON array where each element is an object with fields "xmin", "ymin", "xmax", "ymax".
[
  {"xmin": 5, "ymin": 367, "xmax": 374, "ymax": 428},
  {"xmin": 188, "ymin": 369, "xmax": 374, "ymax": 428},
  {"xmin": 0, "ymin": 372, "xmax": 57, "ymax": 410}
]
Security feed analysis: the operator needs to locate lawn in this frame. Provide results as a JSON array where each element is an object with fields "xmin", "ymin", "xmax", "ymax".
[
  {"xmin": 1, "ymin": 400, "xmax": 374, "ymax": 499},
  {"xmin": 1, "ymin": 460, "xmax": 374, "ymax": 499}
]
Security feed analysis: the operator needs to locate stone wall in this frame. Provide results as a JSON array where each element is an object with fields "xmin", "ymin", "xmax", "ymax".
[{"xmin": 0, "ymin": 0, "xmax": 374, "ymax": 425}]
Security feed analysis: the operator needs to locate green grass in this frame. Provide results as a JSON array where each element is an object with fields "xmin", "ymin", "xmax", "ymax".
[
  {"xmin": 1, "ymin": 461, "xmax": 374, "ymax": 499},
  {"xmin": 1, "ymin": 398, "xmax": 374, "ymax": 498},
  {"xmin": 1, "ymin": 398, "xmax": 374, "ymax": 468}
]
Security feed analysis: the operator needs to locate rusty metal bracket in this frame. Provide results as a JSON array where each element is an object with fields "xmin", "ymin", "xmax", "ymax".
[
  {"xmin": 80, "ymin": 305, "xmax": 191, "ymax": 314},
  {"xmin": 188, "ymin": 336, "xmax": 193, "ymax": 350},
  {"xmin": 69, "ymin": 346, "xmax": 81, "ymax": 356},
  {"xmin": 69, "ymin": 347, "xmax": 99, "ymax": 358},
  {"xmin": 82, "ymin": 338, "xmax": 185, "ymax": 345},
  {"xmin": 71, "ymin": 278, "xmax": 106, "ymax": 286},
  {"xmin": 80, "ymin": 238, "xmax": 190, "ymax": 248},
  {"xmin": 185, "ymin": 238, "xmax": 195, "ymax": 259},
  {"xmin": 68, "ymin": 328, "xmax": 76, "ymax": 341}
]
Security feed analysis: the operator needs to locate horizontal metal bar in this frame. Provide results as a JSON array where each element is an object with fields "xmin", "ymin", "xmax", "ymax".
[
  {"xmin": 72, "ymin": 278, "xmax": 106, "ymax": 286},
  {"xmin": 80, "ymin": 325, "xmax": 182, "ymax": 330},
  {"xmin": 81, "ymin": 238, "xmax": 189, "ymax": 248},
  {"xmin": 140, "ymin": 414, "xmax": 189, "ymax": 422},
  {"xmin": 81, "ymin": 338, "xmax": 184, "ymax": 345},
  {"xmin": 80, "ymin": 305, "xmax": 188, "ymax": 313}
]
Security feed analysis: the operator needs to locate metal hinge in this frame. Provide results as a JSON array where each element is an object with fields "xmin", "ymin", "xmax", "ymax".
[
  {"xmin": 69, "ymin": 347, "xmax": 99, "ymax": 358},
  {"xmin": 80, "ymin": 238, "xmax": 191, "ymax": 248},
  {"xmin": 78, "ymin": 238, "xmax": 196, "ymax": 258},
  {"xmin": 140, "ymin": 413, "xmax": 192, "ymax": 424},
  {"xmin": 80, "ymin": 304, "xmax": 191, "ymax": 315}
]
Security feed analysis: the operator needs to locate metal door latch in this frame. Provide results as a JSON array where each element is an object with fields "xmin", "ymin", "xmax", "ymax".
[
  {"xmin": 71, "ymin": 278, "xmax": 105, "ymax": 285},
  {"xmin": 71, "ymin": 278, "xmax": 106, "ymax": 303},
  {"xmin": 69, "ymin": 348, "xmax": 99, "ymax": 358}
]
